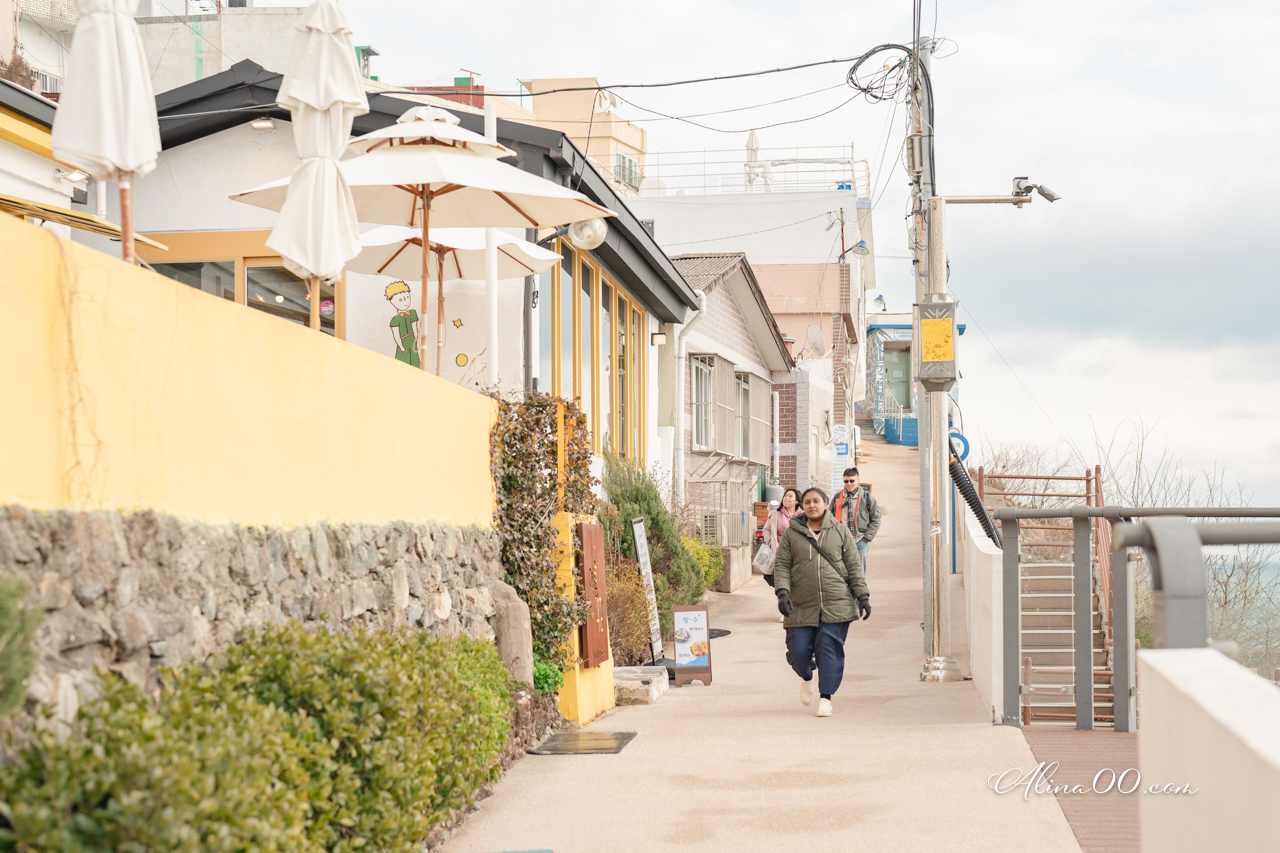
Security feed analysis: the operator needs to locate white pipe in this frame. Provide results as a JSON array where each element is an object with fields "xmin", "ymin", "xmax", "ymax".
[
  {"xmin": 484, "ymin": 103, "xmax": 499, "ymax": 388},
  {"xmin": 772, "ymin": 390, "xmax": 780, "ymax": 481},
  {"xmin": 673, "ymin": 291, "xmax": 708, "ymax": 505}
]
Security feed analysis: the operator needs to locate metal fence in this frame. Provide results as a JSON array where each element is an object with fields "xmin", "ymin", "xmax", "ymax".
[
  {"xmin": 993, "ymin": 505, "xmax": 1280, "ymax": 732},
  {"xmin": 687, "ymin": 478, "xmax": 753, "ymax": 548}
]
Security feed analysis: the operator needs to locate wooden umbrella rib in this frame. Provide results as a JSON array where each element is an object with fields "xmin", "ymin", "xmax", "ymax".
[
  {"xmin": 498, "ymin": 246, "xmax": 537, "ymax": 274},
  {"xmin": 494, "ymin": 192, "xmax": 538, "ymax": 227},
  {"xmin": 377, "ymin": 240, "xmax": 412, "ymax": 275}
]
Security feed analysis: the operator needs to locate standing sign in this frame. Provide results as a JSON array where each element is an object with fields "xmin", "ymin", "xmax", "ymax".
[
  {"xmin": 630, "ymin": 517, "xmax": 664, "ymax": 663},
  {"xmin": 831, "ymin": 423, "xmax": 852, "ymax": 495},
  {"xmin": 672, "ymin": 605, "xmax": 712, "ymax": 687}
]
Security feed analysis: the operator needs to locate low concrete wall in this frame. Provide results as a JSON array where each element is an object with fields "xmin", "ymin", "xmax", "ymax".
[
  {"xmin": 962, "ymin": 505, "xmax": 1004, "ymax": 723},
  {"xmin": 715, "ymin": 544, "xmax": 752, "ymax": 593},
  {"xmin": 1139, "ymin": 648, "xmax": 1280, "ymax": 852},
  {"xmin": 3, "ymin": 505, "xmax": 503, "ymax": 733}
]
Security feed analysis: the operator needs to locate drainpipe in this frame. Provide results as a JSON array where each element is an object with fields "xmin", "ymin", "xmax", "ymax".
[
  {"xmin": 674, "ymin": 291, "xmax": 708, "ymax": 505},
  {"xmin": 772, "ymin": 390, "xmax": 780, "ymax": 482}
]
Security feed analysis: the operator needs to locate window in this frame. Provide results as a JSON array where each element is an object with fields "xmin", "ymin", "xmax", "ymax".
[
  {"xmin": 692, "ymin": 357, "xmax": 713, "ymax": 451},
  {"xmin": 245, "ymin": 264, "xmax": 335, "ymax": 335},
  {"xmin": 614, "ymin": 152, "xmax": 640, "ymax": 189},
  {"xmin": 537, "ymin": 267, "xmax": 553, "ymax": 390},
  {"xmin": 580, "ymin": 260, "xmax": 594, "ymax": 435},
  {"xmin": 547, "ymin": 241, "xmax": 647, "ymax": 463},
  {"xmin": 810, "ymin": 425, "xmax": 820, "ymax": 486},
  {"xmin": 152, "ymin": 260, "xmax": 235, "ymax": 300},
  {"xmin": 736, "ymin": 374, "xmax": 750, "ymax": 458},
  {"xmin": 600, "ymin": 281, "xmax": 612, "ymax": 450}
]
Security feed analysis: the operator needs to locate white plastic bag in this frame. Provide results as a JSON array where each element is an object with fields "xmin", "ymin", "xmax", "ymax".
[{"xmin": 753, "ymin": 543, "xmax": 776, "ymax": 573}]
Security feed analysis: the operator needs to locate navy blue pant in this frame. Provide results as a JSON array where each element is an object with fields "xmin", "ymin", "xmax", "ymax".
[{"xmin": 785, "ymin": 620, "xmax": 851, "ymax": 696}]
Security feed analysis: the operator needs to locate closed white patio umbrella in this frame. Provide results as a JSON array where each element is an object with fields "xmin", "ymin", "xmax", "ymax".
[
  {"xmin": 51, "ymin": 0, "xmax": 162, "ymax": 266},
  {"xmin": 265, "ymin": 0, "xmax": 368, "ymax": 330},
  {"xmin": 231, "ymin": 108, "xmax": 611, "ymax": 374}
]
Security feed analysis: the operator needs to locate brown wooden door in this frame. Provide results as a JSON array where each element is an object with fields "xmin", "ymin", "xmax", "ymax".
[{"xmin": 577, "ymin": 523, "xmax": 610, "ymax": 668}]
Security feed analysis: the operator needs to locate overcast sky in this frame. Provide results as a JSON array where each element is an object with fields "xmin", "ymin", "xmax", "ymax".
[{"xmin": 326, "ymin": 0, "xmax": 1280, "ymax": 502}]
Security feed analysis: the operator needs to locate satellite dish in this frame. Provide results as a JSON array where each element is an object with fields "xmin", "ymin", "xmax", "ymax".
[{"xmin": 804, "ymin": 324, "xmax": 827, "ymax": 358}]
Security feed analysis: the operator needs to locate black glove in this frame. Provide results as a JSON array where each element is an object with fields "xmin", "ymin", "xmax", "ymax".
[
  {"xmin": 858, "ymin": 595, "xmax": 871, "ymax": 621},
  {"xmin": 776, "ymin": 589, "xmax": 794, "ymax": 617}
]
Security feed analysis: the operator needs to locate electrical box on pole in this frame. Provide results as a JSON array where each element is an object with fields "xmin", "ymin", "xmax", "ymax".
[{"xmin": 911, "ymin": 295, "xmax": 958, "ymax": 392}]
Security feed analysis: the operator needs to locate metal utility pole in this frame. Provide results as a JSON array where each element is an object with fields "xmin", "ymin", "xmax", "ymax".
[{"xmin": 908, "ymin": 36, "xmax": 936, "ymax": 655}]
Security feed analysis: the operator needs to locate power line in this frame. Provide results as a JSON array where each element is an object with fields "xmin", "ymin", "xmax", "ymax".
[
  {"xmin": 949, "ymin": 285, "xmax": 1087, "ymax": 464},
  {"xmin": 612, "ymin": 89, "xmax": 861, "ymax": 135}
]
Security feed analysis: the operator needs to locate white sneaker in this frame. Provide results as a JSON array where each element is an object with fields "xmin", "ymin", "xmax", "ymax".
[
  {"xmin": 800, "ymin": 678, "xmax": 814, "ymax": 706},
  {"xmin": 816, "ymin": 698, "xmax": 833, "ymax": 717}
]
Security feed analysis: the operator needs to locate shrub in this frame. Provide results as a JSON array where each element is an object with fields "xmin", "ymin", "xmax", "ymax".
[
  {"xmin": 216, "ymin": 625, "xmax": 513, "ymax": 847},
  {"xmin": 0, "ymin": 671, "xmax": 320, "ymax": 852},
  {"xmin": 601, "ymin": 453, "xmax": 704, "ymax": 635},
  {"xmin": 605, "ymin": 557, "xmax": 656, "ymax": 666},
  {"xmin": 0, "ymin": 575, "xmax": 40, "ymax": 719},
  {"xmin": 532, "ymin": 659, "xmax": 563, "ymax": 695},
  {"xmin": 682, "ymin": 535, "xmax": 724, "ymax": 590},
  {"xmin": 490, "ymin": 392, "xmax": 595, "ymax": 661}
]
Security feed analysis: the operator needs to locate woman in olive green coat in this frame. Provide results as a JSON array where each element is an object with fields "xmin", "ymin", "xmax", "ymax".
[{"xmin": 774, "ymin": 487, "xmax": 871, "ymax": 717}]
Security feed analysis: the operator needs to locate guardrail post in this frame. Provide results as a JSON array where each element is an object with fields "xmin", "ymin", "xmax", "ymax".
[
  {"xmin": 1111, "ymin": 520, "xmax": 1137, "ymax": 732},
  {"xmin": 1145, "ymin": 517, "xmax": 1208, "ymax": 649},
  {"xmin": 1001, "ymin": 515, "xmax": 1022, "ymax": 726},
  {"xmin": 1072, "ymin": 511, "xmax": 1094, "ymax": 730}
]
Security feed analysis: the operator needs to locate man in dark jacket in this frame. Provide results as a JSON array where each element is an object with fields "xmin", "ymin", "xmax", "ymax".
[
  {"xmin": 833, "ymin": 467, "xmax": 882, "ymax": 574},
  {"xmin": 774, "ymin": 487, "xmax": 871, "ymax": 717}
]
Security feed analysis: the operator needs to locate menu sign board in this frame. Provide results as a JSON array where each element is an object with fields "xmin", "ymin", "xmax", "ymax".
[
  {"xmin": 630, "ymin": 517, "xmax": 664, "ymax": 662},
  {"xmin": 672, "ymin": 605, "xmax": 712, "ymax": 687}
]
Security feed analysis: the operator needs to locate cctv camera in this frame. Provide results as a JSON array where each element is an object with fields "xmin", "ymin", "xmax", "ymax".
[
  {"xmin": 1012, "ymin": 177, "xmax": 1032, "ymax": 196},
  {"xmin": 1034, "ymin": 184, "xmax": 1061, "ymax": 203}
]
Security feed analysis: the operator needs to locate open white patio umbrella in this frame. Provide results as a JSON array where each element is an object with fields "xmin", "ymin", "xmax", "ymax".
[
  {"xmin": 265, "ymin": 0, "xmax": 368, "ymax": 330},
  {"xmin": 231, "ymin": 107, "xmax": 612, "ymax": 374},
  {"xmin": 51, "ymin": 0, "xmax": 162, "ymax": 266},
  {"xmin": 352, "ymin": 226, "xmax": 561, "ymax": 281}
]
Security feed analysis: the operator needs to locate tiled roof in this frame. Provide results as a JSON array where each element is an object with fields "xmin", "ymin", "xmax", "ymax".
[{"xmin": 670, "ymin": 252, "xmax": 748, "ymax": 292}]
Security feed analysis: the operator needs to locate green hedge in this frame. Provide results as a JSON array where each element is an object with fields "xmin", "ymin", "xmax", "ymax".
[
  {"xmin": 0, "ymin": 576, "xmax": 40, "ymax": 719},
  {"xmin": 0, "ymin": 626, "xmax": 513, "ymax": 852}
]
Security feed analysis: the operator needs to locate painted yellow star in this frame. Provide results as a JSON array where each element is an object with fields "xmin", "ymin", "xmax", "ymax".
[{"xmin": 453, "ymin": 318, "xmax": 463, "ymax": 328}]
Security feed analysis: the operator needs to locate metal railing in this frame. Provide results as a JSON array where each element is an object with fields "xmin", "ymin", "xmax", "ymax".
[
  {"xmin": 883, "ymin": 388, "xmax": 905, "ymax": 437},
  {"xmin": 993, "ymin": 505, "xmax": 1280, "ymax": 732}
]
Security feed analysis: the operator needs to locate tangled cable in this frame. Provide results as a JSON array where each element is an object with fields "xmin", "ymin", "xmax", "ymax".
[{"xmin": 845, "ymin": 44, "xmax": 917, "ymax": 104}]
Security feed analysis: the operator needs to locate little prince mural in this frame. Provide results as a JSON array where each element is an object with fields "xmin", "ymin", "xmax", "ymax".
[{"xmin": 385, "ymin": 281, "xmax": 420, "ymax": 368}]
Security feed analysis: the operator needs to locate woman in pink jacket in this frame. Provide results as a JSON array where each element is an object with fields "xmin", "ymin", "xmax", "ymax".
[{"xmin": 761, "ymin": 488, "xmax": 801, "ymax": 588}]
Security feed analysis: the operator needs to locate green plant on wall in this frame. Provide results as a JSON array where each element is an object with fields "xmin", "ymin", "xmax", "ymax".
[
  {"xmin": 0, "ymin": 576, "xmax": 40, "ymax": 719},
  {"xmin": 489, "ymin": 391, "xmax": 596, "ymax": 663},
  {"xmin": 600, "ymin": 452, "xmax": 705, "ymax": 636}
]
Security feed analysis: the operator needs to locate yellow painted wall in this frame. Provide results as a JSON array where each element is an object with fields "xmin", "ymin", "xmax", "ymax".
[
  {"xmin": 553, "ymin": 511, "xmax": 615, "ymax": 724},
  {"xmin": 0, "ymin": 213, "xmax": 496, "ymax": 528}
]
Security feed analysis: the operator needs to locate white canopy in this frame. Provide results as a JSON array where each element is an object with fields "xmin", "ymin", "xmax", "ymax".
[
  {"xmin": 51, "ymin": 0, "xmax": 161, "ymax": 181},
  {"xmin": 264, "ymin": 0, "xmax": 369, "ymax": 281},
  {"xmin": 347, "ymin": 106, "xmax": 513, "ymax": 158},
  {"xmin": 352, "ymin": 226, "xmax": 561, "ymax": 281},
  {"xmin": 232, "ymin": 144, "xmax": 613, "ymax": 229}
]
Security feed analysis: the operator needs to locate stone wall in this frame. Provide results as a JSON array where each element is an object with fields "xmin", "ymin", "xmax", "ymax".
[{"xmin": 0, "ymin": 505, "xmax": 504, "ymax": 729}]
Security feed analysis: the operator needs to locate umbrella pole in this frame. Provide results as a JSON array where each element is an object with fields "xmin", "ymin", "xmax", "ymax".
[
  {"xmin": 119, "ymin": 172, "xmax": 135, "ymax": 266},
  {"xmin": 436, "ymin": 250, "xmax": 446, "ymax": 377},
  {"xmin": 309, "ymin": 276, "xmax": 320, "ymax": 330},
  {"xmin": 420, "ymin": 187, "xmax": 431, "ymax": 371}
]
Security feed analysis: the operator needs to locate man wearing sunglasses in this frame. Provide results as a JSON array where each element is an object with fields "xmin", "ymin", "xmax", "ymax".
[{"xmin": 832, "ymin": 467, "xmax": 882, "ymax": 574}]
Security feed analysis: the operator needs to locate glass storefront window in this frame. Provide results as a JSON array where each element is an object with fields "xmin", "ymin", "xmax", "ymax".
[
  {"xmin": 580, "ymin": 260, "xmax": 593, "ymax": 435},
  {"xmin": 152, "ymin": 260, "xmax": 234, "ymax": 300},
  {"xmin": 559, "ymin": 253, "xmax": 575, "ymax": 397},
  {"xmin": 246, "ymin": 265, "xmax": 335, "ymax": 335},
  {"xmin": 631, "ymin": 308, "xmax": 641, "ymax": 458},
  {"xmin": 600, "ymin": 281, "xmax": 612, "ymax": 452},
  {"xmin": 616, "ymin": 292, "xmax": 627, "ymax": 458},
  {"xmin": 537, "ymin": 268, "xmax": 553, "ymax": 392}
]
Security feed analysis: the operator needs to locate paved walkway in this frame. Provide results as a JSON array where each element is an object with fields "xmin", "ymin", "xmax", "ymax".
[{"xmin": 442, "ymin": 442, "xmax": 1081, "ymax": 852}]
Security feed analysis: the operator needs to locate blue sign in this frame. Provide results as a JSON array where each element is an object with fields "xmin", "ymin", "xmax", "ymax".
[
  {"xmin": 835, "ymin": 442, "xmax": 849, "ymax": 456},
  {"xmin": 949, "ymin": 429, "xmax": 970, "ymax": 461}
]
